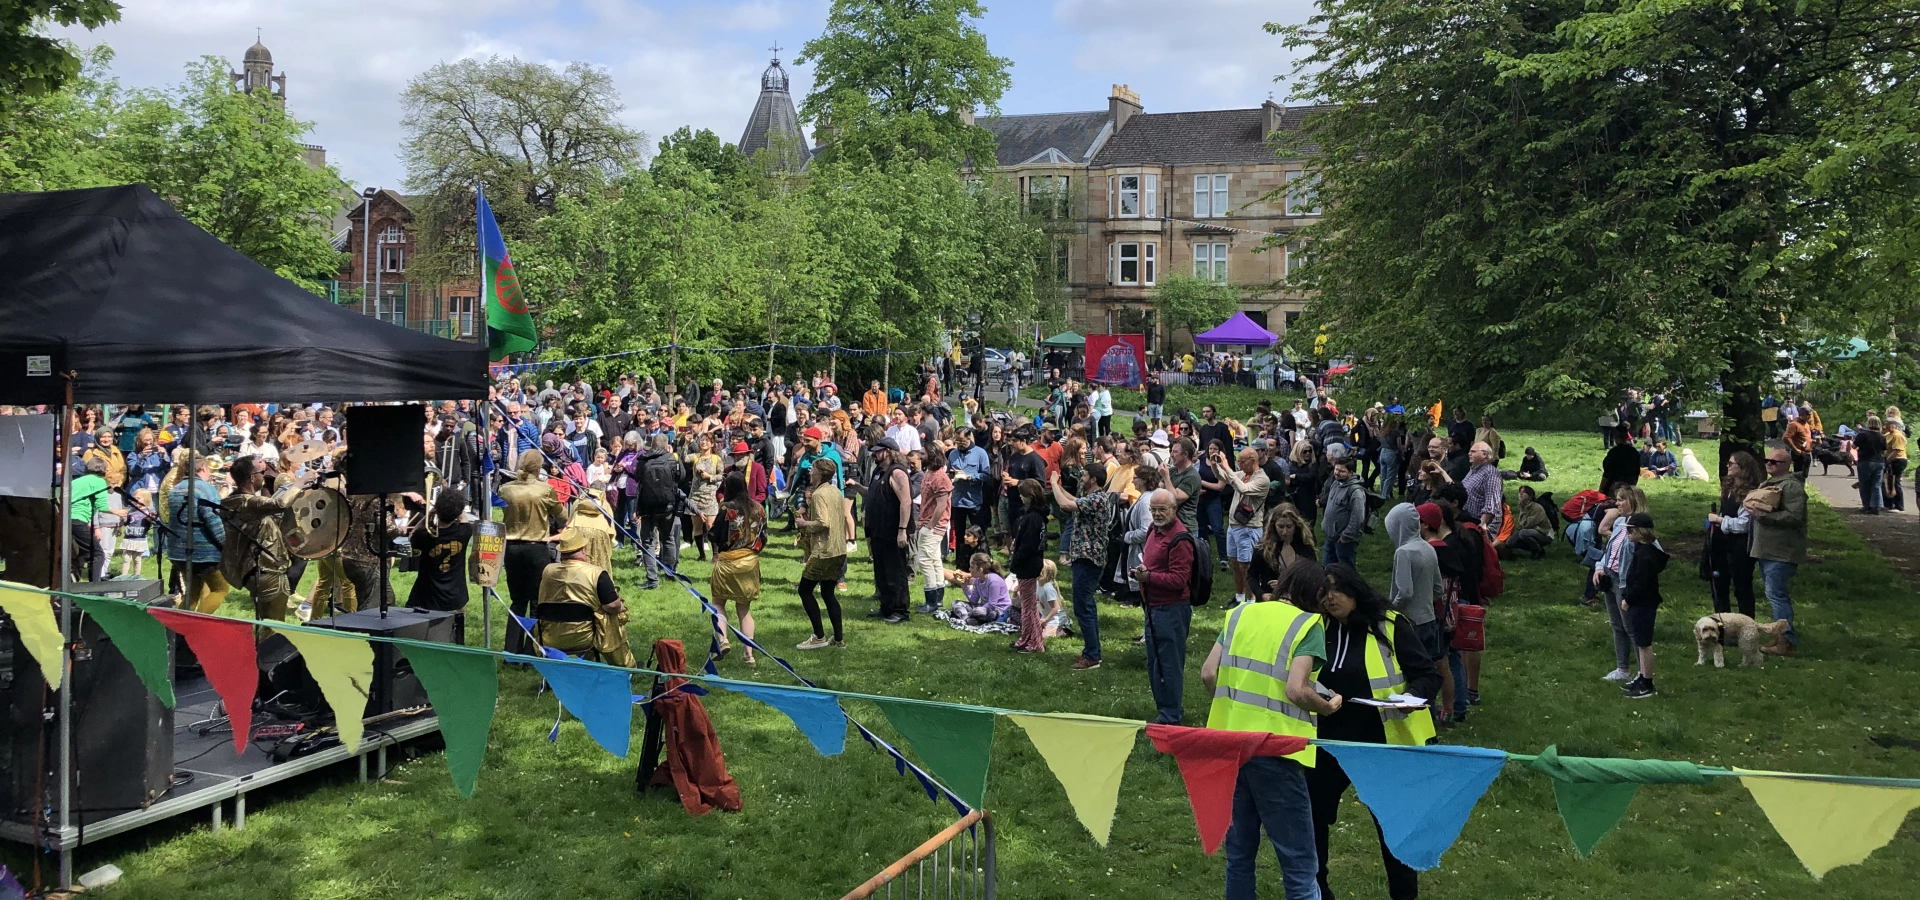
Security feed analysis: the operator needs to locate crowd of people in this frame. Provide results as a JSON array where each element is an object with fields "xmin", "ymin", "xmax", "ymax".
[{"xmin": 0, "ymin": 365, "xmax": 1854, "ymax": 900}]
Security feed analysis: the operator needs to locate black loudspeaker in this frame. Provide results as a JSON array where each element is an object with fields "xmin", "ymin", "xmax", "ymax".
[
  {"xmin": 344, "ymin": 405, "xmax": 427, "ymax": 496},
  {"xmin": 1, "ymin": 590, "xmax": 174, "ymax": 827},
  {"xmin": 307, "ymin": 608, "xmax": 458, "ymax": 715},
  {"xmin": 255, "ymin": 634, "xmax": 325, "ymax": 718}
]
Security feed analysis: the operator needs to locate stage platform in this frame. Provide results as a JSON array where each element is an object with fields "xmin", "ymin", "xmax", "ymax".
[{"xmin": 0, "ymin": 671, "xmax": 440, "ymax": 855}]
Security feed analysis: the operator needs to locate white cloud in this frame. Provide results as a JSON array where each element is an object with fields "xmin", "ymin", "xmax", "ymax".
[{"xmin": 1046, "ymin": 0, "xmax": 1314, "ymax": 112}]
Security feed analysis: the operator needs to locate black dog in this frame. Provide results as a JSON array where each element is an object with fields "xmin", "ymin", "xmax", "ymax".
[{"xmin": 1813, "ymin": 437, "xmax": 1854, "ymax": 476}]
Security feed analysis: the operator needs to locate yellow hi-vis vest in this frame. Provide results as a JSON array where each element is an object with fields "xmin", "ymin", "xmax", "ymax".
[
  {"xmin": 1367, "ymin": 610, "xmax": 1437, "ymax": 747},
  {"xmin": 1206, "ymin": 602, "xmax": 1320, "ymax": 766}
]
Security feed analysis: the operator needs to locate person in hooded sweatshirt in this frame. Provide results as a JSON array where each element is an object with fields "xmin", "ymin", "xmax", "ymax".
[
  {"xmin": 1385, "ymin": 502, "xmax": 1446, "ymax": 696},
  {"xmin": 1618, "ymin": 512, "xmax": 1668, "ymax": 700}
]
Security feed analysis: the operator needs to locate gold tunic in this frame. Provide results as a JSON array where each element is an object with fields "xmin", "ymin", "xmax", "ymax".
[
  {"xmin": 499, "ymin": 476, "xmax": 564, "ymax": 541},
  {"xmin": 532, "ymin": 558, "xmax": 635, "ymax": 667}
]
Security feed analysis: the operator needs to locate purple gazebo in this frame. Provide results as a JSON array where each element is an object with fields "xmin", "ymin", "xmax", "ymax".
[{"xmin": 1193, "ymin": 311, "xmax": 1278, "ymax": 347}]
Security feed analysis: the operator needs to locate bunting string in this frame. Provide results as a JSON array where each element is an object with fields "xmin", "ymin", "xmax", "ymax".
[
  {"xmin": 5, "ymin": 578, "xmax": 1917, "ymax": 878},
  {"xmin": 495, "ymin": 342, "xmax": 921, "ymax": 377}
]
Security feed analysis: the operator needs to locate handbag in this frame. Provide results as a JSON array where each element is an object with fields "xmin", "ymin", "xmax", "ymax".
[
  {"xmin": 1452, "ymin": 604, "xmax": 1486, "ymax": 651},
  {"xmin": 1231, "ymin": 496, "xmax": 1258, "ymax": 527}
]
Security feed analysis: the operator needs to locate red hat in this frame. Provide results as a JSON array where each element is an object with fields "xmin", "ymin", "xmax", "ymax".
[
  {"xmin": 1416, "ymin": 503, "xmax": 1443, "ymax": 531},
  {"xmin": 802, "ymin": 425, "xmax": 827, "ymax": 440},
  {"xmin": 731, "ymin": 441, "xmax": 750, "ymax": 455}
]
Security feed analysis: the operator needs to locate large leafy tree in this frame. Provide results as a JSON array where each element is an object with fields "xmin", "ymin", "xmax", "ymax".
[
  {"xmin": 1153, "ymin": 273, "xmax": 1240, "ymax": 351},
  {"xmin": 0, "ymin": 50, "xmax": 344, "ymax": 286},
  {"xmin": 798, "ymin": 0, "xmax": 1010, "ymax": 166},
  {"xmin": 0, "ymin": 0, "xmax": 119, "ymax": 99},
  {"xmin": 1274, "ymin": 0, "xmax": 1920, "ymax": 446}
]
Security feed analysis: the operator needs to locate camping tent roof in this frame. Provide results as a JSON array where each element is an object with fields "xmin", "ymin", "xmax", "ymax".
[
  {"xmin": 0, "ymin": 184, "xmax": 487, "ymax": 405},
  {"xmin": 1193, "ymin": 312, "xmax": 1277, "ymax": 347},
  {"xmin": 1040, "ymin": 330, "xmax": 1085, "ymax": 347}
]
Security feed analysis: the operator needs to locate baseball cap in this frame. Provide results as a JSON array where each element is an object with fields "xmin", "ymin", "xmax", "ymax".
[
  {"xmin": 1626, "ymin": 512, "xmax": 1655, "ymax": 528},
  {"xmin": 802, "ymin": 425, "xmax": 826, "ymax": 440},
  {"xmin": 1416, "ymin": 503, "xmax": 1443, "ymax": 531},
  {"xmin": 1250, "ymin": 438, "xmax": 1269, "ymax": 451}
]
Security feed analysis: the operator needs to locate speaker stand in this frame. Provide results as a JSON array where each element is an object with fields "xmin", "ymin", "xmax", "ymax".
[{"xmin": 378, "ymin": 493, "xmax": 391, "ymax": 619}]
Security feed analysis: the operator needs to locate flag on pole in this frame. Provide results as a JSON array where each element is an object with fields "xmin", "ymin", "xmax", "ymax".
[{"xmin": 478, "ymin": 188, "xmax": 536, "ymax": 362}]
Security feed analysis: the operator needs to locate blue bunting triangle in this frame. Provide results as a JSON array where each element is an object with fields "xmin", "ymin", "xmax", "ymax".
[
  {"xmin": 531, "ymin": 659, "xmax": 633, "ymax": 758},
  {"xmin": 1321, "ymin": 742, "xmax": 1507, "ymax": 870},
  {"xmin": 718, "ymin": 681, "xmax": 848, "ymax": 756}
]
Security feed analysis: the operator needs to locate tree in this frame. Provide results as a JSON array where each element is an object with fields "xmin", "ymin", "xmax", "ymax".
[
  {"xmin": 798, "ymin": 0, "xmax": 1010, "ymax": 166},
  {"xmin": 0, "ymin": 0, "xmax": 120, "ymax": 99},
  {"xmin": 1272, "ymin": 0, "xmax": 1920, "ymax": 448},
  {"xmin": 0, "ymin": 44, "xmax": 128, "ymax": 190},
  {"xmin": 1152, "ymin": 273, "xmax": 1239, "ymax": 351},
  {"xmin": 401, "ymin": 56, "xmax": 644, "ymax": 297}
]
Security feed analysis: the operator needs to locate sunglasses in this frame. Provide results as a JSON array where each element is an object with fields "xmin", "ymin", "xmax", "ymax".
[{"xmin": 1766, "ymin": 458, "xmax": 1788, "ymax": 465}]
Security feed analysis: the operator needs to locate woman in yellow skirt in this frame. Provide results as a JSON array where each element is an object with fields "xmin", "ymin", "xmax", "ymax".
[{"xmin": 708, "ymin": 468, "xmax": 766, "ymax": 665}]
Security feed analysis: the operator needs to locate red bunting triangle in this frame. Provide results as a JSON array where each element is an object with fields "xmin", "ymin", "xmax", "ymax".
[
  {"xmin": 1147, "ymin": 724, "xmax": 1309, "ymax": 854},
  {"xmin": 149, "ymin": 609, "xmax": 257, "ymax": 753}
]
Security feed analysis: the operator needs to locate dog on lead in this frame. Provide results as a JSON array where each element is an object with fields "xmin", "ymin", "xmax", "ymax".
[
  {"xmin": 1694, "ymin": 613, "xmax": 1790, "ymax": 668},
  {"xmin": 1812, "ymin": 436, "xmax": 1854, "ymax": 476}
]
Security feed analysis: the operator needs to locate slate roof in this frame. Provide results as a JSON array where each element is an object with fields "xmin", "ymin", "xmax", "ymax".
[
  {"xmin": 977, "ymin": 111, "xmax": 1113, "ymax": 167},
  {"xmin": 1089, "ymin": 104, "xmax": 1335, "ymax": 167},
  {"xmin": 739, "ymin": 60, "xmax": 811, "ymax": 168}
]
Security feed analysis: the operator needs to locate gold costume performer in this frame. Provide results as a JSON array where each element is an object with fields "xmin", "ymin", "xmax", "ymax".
[
  {"xmin": 500, "ymin": 452, "xmax": 564, "ymax": 654},
  {"xmin": 566, "ymin": 489, "xmax": 617, "ymax": 572},
  {"xmin": 219, "ymin": 455, "xmax": 293, "ymax": 623},
  {"xmin": 533, "ymin": 530, "xmax": 635, "ymax": 667}
]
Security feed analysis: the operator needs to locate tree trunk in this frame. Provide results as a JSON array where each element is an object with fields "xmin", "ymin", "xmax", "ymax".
[
  {"xmin": 882, "ymin": 336, "xmax": 891, "ymax": 392},
  {"xmin": 1720, "ymin": 346, "xmax": 1769, "ymax": 474}
]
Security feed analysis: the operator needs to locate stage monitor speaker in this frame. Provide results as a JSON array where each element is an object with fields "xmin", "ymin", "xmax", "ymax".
[
  {"xmin": 307, "ymin": 608, "xmax": 458, "ymax": 715},
  {"xmin": 344, "ymin": 405, "xmax": 426, "ymax": 496},
  {"xmin": 1, "ymin": 593, "xmax": 174, "ymax": 828}
]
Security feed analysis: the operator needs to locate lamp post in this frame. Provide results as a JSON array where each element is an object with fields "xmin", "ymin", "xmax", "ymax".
[{"xmin": 360, "ymin": 186, "xmax": 377, "ymax": 316}]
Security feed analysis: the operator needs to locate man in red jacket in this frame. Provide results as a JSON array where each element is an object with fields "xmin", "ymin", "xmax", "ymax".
[{"xmin": 1132, "ymin": 489, "xmax": 1196, "ymax": 725}]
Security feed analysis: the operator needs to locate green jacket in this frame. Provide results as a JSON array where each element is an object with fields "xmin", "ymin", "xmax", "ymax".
[{"xmin": 1749, "ymin": 474, "xmax": 1808, "ymax": 565}]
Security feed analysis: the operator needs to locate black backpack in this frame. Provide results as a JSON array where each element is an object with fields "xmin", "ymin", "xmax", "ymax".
[
  {"xmin": 638, "ymin": 452, "xmax": 679, "ymax": 513},
  {"xmin": 1176, "ymin": 531, "xmax": 1216, "ymax": 606}
]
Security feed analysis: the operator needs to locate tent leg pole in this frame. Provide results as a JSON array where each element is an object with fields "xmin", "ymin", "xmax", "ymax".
[
  {"xmin": 55, "ymin": 378, "xmax": 75, "ymax": 891},
  {"xmin": 477, "ymin": 402, "xmax": 491, "ymax": 651}
]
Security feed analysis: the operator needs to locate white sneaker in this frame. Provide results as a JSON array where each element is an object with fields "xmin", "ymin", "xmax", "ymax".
[
  {"xmin": 796, "ymin": 636, "xmax": 831, "ymax": 650},
  {"xmin": 1602, "ymin": 668, "xmax": 1633, "ymax": 682}
]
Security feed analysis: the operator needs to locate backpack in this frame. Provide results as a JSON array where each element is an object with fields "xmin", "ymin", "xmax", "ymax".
[
  {"xmin": 1176, "ymin": 531, "xmax": 1215, "ymax": 606},
  {"xmin": 638, "ymin": 452, "xmax": 679, "ymax": 513},
  {"xmin": 1560, "ymin": 489, "xmax": 1607, "ymax": 523}
]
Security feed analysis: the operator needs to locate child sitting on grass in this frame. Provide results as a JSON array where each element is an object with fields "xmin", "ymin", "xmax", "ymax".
[
  {"xmin": 1618, "ymin": 512, "xmax": 1669, "ymax": 700},
  {"xmin": 957, "ymin": 525, "xmax": 992, "ymax": 566},
  {"xmin": 1034, "ymin": 559, "xmax": 1072, "ymax": 637},
  {"xmin": 950, "ymin": 552, "xmax": 1011, "ymax": 625}
]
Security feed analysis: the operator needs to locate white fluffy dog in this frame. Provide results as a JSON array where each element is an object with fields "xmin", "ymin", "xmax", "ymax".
[{"xmin": 1694, "ymin": 613, "xmax": 1790, "ymax": 668}]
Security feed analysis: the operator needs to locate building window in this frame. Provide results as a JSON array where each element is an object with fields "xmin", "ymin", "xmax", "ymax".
[
  {"xmin": 381, "ymin": 246, "xmax": 406, "ymax": 273},
  {"xmin": 1053, "ymin": 240, "xmax": 1070, "ymax": 281},
  {"xmin": 1286, "ymin": 241, "xmax": 1306, "ymax": 280},
  {"xmin": 1144, "ymin": 174, "xmax": 1158, "ymax": 218},
  {"xmin": 1025, "ymin": 175, "xmax": 1068, "ymax": 218},
  {"xmin": 1195, "ymin": 242, "xmax": 1229, "ymax": 283},
  {"xmin": 1284, "ymin": 311, "xmax": 1301, "ymax": 331},
  {"xmin": 1194, "ymin": 174, "xmax": 1229, "ymax": 217},
  {"xmin": 1117, "ymin": 242, "xmax": 1139, "ymax": 284},
  {"xmin": 378, "ymin": 225, "xmax": 405, "ymax": 244},
  {"xmin": 1286, "ymin": 171, "xmax": 1321, "ymax": 217},
  {"xmin": 375, "ymin": 289, "xmax": 407, "ymax": 326},
  {"xmin": 1118, "ymin": 175, "xmax": 1140, "ymax": 218},
  {"xmin": 1143, "ymin": 242, "xmax": 1156, "ymax": 285},
  {"xmin": 449, "ymin": 296, "xmax": 476, "ymax": 336}
]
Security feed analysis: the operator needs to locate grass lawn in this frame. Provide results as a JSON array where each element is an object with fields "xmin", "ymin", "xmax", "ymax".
[{"xmin": 8, "ymin": 429, "xmax": 1919, "ymax": 898}]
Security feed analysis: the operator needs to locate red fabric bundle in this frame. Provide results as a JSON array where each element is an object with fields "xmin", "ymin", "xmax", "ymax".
[{"xmin": 647, "ymin": 639, "xmax": 742, "ymax": 816}]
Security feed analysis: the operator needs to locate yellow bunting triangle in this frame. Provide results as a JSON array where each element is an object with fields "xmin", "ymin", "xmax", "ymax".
[
  {"xmin": 1737, "ymin": 770, "xmax": 1920, "ymax": 879},
  {"xmin": 274, "ymin": 627, "xmax": 373, "ymax": 753},
  {"xmin": 1009, "ymin": 713, "xmax": 1142, "ymax": 845},
  {"xmin": 0, "ymin": 582, "xmax": 63, "ymax": 690}
]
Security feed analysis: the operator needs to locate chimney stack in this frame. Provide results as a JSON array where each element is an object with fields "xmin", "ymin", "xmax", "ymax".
[
  {"xmin": 1263, "ymin": 99, "xmax": 1285, "ymax": 140},
  {"xmin": 959, "ymin": 106, "xmax": 975, "ymax": 127},
  {"xmin": 1109, "ymin": 84, "xmax": 1142, "ymax": 133}
]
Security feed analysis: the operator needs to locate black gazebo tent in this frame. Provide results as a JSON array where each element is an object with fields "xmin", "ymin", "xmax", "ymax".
[{"xmin": 0, "ymin": 184, "xmax": 487, "ymax": 405}]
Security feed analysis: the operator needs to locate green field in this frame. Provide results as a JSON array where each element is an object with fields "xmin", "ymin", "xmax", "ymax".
[{"xmin": 6, "ymin": 429, "xmax": 1918, "ymax": 899}]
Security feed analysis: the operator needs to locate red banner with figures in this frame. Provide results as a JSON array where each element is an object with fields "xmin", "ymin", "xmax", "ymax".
[{"xmin": 1085, "ymin": 334, "xmax": 1146, "ymax": 388}]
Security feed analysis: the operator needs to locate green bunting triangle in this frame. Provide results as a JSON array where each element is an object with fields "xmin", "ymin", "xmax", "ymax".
[
  {"xmin": 404, "ymin": 644, "xmax": 498, "ymax": 798},
  {"xmin": 1551, "ymin": 779, "xmax": 1639, "ymax": 857},
  {"xmin": 73, "ymin": 595, "xmax": 175, "ymax": 707},
  {"xmin": 872, "ymin": 699, "xmax": 995, "ymax": 809}
]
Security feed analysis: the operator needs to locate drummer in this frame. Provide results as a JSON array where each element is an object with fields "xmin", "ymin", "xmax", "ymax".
[{"xmin": 220, "ymin": 454, "xmax": 294, "ymax": 624}]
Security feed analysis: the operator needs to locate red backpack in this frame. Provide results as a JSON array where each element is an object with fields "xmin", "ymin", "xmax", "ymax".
[
  {"xmin": 1461, "ymin": 521, "xmax": 1505, "ymax": 599},
  {"xmin": 1561, "ymin": 489, "xmax": 1607, "ymax": 524}
]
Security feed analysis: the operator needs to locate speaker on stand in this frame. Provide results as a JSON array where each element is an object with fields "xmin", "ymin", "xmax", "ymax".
[{"xmin": 342, "ymin": 405, "xmax": 427, "ymax": 619}]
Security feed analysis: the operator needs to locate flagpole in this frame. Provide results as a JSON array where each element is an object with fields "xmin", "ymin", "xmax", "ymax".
[{"xmin": 475, "ymin": 184, "xmax": 492, "ymax": 652}]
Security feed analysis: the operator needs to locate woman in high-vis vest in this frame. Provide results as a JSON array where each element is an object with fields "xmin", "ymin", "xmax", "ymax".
[
  {"xmin": 1200, "ymin": 563, "xmax": 1342, "ymax": 900},
  {"xmin": 1309, "ymin": 563, "xmax": 1442, "ymax": 900}
]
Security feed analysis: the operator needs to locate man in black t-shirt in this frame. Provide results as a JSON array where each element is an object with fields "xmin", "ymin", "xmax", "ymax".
[
  {"xmin": 1196, "ymin": 405, "xmax": 1233, "ymax": 458},
  {"xmin": 1000, "ymin": 424, "xmax": 1049, "ymax": 528}
]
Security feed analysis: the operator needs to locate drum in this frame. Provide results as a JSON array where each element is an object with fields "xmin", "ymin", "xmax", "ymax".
[{"xmin": 283, "ymin": 486, "xmax": 350, "ymax": 559}]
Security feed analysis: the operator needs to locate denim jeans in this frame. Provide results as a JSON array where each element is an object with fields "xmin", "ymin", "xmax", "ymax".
[
  {"xmin": 1143, "ymin": 602, "xmax": 1192, "ymax": 724},
  {"xmin": 1070, "ymin": 560, "xmax": 1104, "ymax": 661},
  {"xmin": 1759, "ymin": 559, "xmax": 1798, "ymax": 647},
  {"xmin": 1378, "ymin": 449, "xmax": 1399, "ymax": 499},
  {"xmin": 1058, "ymin": 515, "xmax": 1076, "ymax": 555},
  {"xmin": 1322, "ymin": 538, "xmax": 1357, "ymax": 568},
  {"xmin": 1198, "ymin": 497, "xmax": 1227, "ymax": 563},
  {"xmin": 1224, "ymin": 755, "xmax": 1323, "ymax": 900},
  {"xmin": 1858, "ymin": 458, "xmax": 1886, "ymax": 512},
  {"xmin": 638, "ymin": 513, "xmax": 679, "ymax": 586}
]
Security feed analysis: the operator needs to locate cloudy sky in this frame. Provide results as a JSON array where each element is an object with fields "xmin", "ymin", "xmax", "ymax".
[{"xmin": 60, "ymin": 0, "xmax": 1315, "ymax": 189}]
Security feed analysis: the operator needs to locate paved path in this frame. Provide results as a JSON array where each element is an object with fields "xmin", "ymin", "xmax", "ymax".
[{"xmin": 1801, "ymin": 465, "xmax": 1920, "ymax": 586}]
